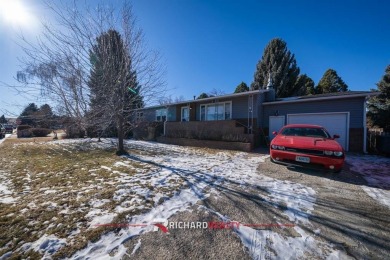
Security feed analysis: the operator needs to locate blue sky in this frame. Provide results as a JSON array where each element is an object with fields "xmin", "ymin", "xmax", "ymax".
[{"xmin": 0, "ymin": 0, "xmax": 389, "ymax": 116}]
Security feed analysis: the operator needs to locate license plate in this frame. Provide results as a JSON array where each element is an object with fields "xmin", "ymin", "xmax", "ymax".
[{"xmin": 296, "ymin": 156, "xmax": 310, "ymax": 163}]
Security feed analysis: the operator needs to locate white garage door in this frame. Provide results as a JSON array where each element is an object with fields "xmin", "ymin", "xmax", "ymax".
[{"xmin": 287, "ymin": 112, "xmax": 349, "ymax": 151}]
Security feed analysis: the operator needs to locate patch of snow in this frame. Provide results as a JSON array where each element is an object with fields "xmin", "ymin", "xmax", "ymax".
[
  {"xmin": 89, "ymin": 199, "xmax": 111, "ymax": 208},
  {"xmin": 131, "ymin": 239, "xmax": 141, "ymax": 255},
  {"xmin": 46, "ymin": 140, "xmax": 351, "ymax": 259},
  {"xmin": 0, "ymin": 171, "xmax": 18, "ymax": 204},
  {"xmin": 20, "ymin": 208, "xmax": 29, "ymax": 214},
  {"xmin": 71, "ymin": 187, "xmax": 208, "ymax": 259},
  {"xmin": 86, "ymin": 209, "xmax": 117, "ymax": 228},
  {"xmin": 114, "ymin": 161, "xmax": 130, "ymax": 167},
  {"xmin": 0, "ymin": 251, "xmax": 12, "ymax": 259},
  {"xmin": 29, "ymin": 234, "xmax": 66, "ymax": 258},
  {"xmin": 362, "ymin": 186, "xmax": 390, "ymax": 208},
  {"xmin": 27, "ymin": 202, "xmax": 37, "ymax": 209},
  {"xmin": 44, "ymin": 190, "xmax": 57, "ymax": 194},
  {"xmin": 101, "ymin": 166, "xmax": 112, "ymax": 171},
  {"xmin": 347, "ymin": 154, "xmax": 390, "ymax": 208}
]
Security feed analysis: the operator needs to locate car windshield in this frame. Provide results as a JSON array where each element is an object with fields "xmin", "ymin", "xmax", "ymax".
[{"xmin": 281, "ymin": 127, "xmax": 331, "ymax": 138}]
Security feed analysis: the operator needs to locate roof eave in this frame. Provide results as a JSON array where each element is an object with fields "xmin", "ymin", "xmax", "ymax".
[{"xmin": 262, "ymin": 92, "xmax": 379, "ymax": 106}]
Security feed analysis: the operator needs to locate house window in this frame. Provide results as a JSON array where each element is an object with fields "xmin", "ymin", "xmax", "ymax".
[
  {"xmin": 156, "ymin": 109, "xmax": 167, "ymax": 122},
  {"xmin": 136, "ymin": 112, "xmax": 144, "ymax": 121},
  {"xmin": 181, "ymin": 106, "xmax": 190, "ymax": 122},
  {"xmin": 200, "ymin": 102, "xmax": 232, "ymax": 121},
  {"xmin": 200, "ymin": 105, "xmax": 206, "ymax": 121},
  {"xmin": 225, "ymin": 103, "xmax": 231, "ymax": 119}
]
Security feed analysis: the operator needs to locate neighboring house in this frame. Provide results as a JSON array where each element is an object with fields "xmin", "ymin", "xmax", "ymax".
[{"xmin": 135, "ymin": 87, "xmax": 377, "ymax": 153}]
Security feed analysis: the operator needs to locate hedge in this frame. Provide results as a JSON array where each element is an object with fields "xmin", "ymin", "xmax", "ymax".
[{"xmin": 31, "ymin": 128, "xmax": 52, "ymax": 137}]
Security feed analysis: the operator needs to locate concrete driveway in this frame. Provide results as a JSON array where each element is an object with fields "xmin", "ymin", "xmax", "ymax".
[{"xmin": 118, "ymin": 152, "xmax": 390, "ymax": 260}]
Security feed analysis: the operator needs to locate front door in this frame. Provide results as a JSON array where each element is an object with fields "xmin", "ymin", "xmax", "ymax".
[
  {"xmin": 181, "ymin": 107, "xmax": 189, "ymax": 122},
  {"xmin": 269, "ymin": 116, "xmax": 285, "ymax": 141}
]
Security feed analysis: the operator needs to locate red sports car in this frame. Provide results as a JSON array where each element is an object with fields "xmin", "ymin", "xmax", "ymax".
[{"xmin": 270, "ymin": 124, "xmax": 345, "ymax": 173}]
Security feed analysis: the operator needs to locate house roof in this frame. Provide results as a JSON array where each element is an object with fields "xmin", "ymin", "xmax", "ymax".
[
  {"xmin": 141, "ymin": 90, "xmax": 379, "ymax": 110},
  {"xmin": 262, "ymin": 91, "xmax": 379, "ymax": 106},
  {"xmin": 143, "ymin": 89, "xmax": 269, "ymax": 110}
]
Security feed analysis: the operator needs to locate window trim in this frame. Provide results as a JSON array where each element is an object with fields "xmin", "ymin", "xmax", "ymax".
[
  {"xmin": 200, "ymin": 101, "xmax": 232, "ymax": 121},
  {"xmin": 155, "ymin": 108, "xmax": 167, "ymax": 122},
  {"xmin": 181, "ymin": 106, "xmax": 190, "ymax": 122},
  {"xmin": 136, "ymin": 112, "xmax": 144, "ymax": 122}
]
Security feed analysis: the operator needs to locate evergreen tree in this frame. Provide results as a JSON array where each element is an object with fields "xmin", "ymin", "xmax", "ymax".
[
  {"xmin": 88, "ymin": 29, "xmax": 143, "ymax": 154},
  {"xmin": 294, "ymin": 74, "xmax": 315, "ymax": 96},
  {"xmin": 0, "ymin": 115, "xmax": 7, "ymax": 124},
  {"xmin": 251, "ymin": 38, "xmax": 300, "ymax": 98},
  {"xmin": 367, "ymin": 65, "xmax": 390, "ymax": 131},
  {"xmin": 36, "ymin": 104, "xmax": 55, "ymax": 128},
  {"xmin": 234, "ymin": 82, "xmax": 249, "ymax": 93},
  {"xmin": 197, "ymin": 93, "xmax": 209, "ymax": 99},
  {"xmin": 19, "ymin": 103, "xmax": 39, "ymax": 126},
  {"xmin": 315, "ymin": 69, "xmax": 349, "ymax": 94}
]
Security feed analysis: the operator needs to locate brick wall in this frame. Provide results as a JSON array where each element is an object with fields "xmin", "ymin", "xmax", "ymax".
[{"xmin": 157, "ymin": 136, "xmax": 252, "ymax": 152}]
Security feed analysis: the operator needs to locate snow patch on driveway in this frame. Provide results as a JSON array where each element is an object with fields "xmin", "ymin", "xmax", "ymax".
[{"xmin": 347, "ymin": 154, "xmax": 390, "ymax": 208}]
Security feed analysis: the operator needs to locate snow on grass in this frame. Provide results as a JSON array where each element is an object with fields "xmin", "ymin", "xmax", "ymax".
[
  {"xmin": 87, "ymin": 209, "xmax": 117, "ymax": 228},
  {"xmin": 1, "ymin": 138, "xmax": 353, "ymax": 258},
  {"xmin": 69, "ymin": 140, "xmax": 347, "ymax": 259},
  {"xmin": 71, "ymin": 188, "xmax": 207, "ymax": 259},
  {"xmin": 0, "ymin": 170, "xmax": 18, "ymax": 204},
  {"xmin": 347, "ymin": 154, "xmax": 390, "ymax": 208},
  {"xmin": 25, "ymin": 234, "xmax": 66, "ymax": 259}
]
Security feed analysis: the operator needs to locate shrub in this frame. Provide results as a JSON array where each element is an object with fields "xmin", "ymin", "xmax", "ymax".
[
  {"xmin": 65, "ymin": 126, "xmax": 85, "ymax": 138},
  {"xmin": 31, "ymin": 128, "xmax": 52, "ymax": 137},
  {"xmin": 17, "ymin": 125, "xmax": 32, "ymax": 131},
  {"xmin": 17, "ymin": 129, "xmax": 33, "ymax": 138}
]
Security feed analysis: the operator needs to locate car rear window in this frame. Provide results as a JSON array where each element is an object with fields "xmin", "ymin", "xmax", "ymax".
[{"xmin": 281, "ymin": 127, "xmax": 330, "ymax": 138}]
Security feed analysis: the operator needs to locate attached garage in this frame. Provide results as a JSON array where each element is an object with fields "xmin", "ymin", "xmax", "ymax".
[
  {"xmin": 286, "ymin": 112, "xmax": 349, "ymax": 151},
  {"xmin": 261, "ymin": 92, "xmax": 374, "ymax": 153}
]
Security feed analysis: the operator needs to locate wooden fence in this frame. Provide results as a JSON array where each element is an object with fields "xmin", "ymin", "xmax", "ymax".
[{"xmin": 367, "ymin": 128, "xmax": 390, "ymax": 155}]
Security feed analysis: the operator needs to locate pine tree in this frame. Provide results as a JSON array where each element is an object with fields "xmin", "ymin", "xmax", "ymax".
[
  {"xmin": 19, "ymin": 103, "xmax": 39, "ymax": 126},
  {"xmin": 234, "ymin": 82, "xmax": 249, "ymax": 93},
  {"xmin": 315, "ymin": 69, "xmax": 349, "ymax": 94},
  {"xmin": 367, "ymin": 65, "xmax": 390, "ymax": 131},
  {"xmin": 0, "ymin": 115, "xmax": 7, "ymax": 124},
  {"xmin": 35, "ymin": 104, "xmax": 54, "ymax": 128},
  {"xmin": 251, "ymin": 38, "xmax": 300, "ymax": 97},
  {"xmin": 197, "ymin": 93, "xmax": 209, "ymax": 99},
  {"xmin": 294, "ymin": 74, "xmax": 315, "ymax": 96},
  {"xmin": 88, "ymin": 29, "xmax": 144, "ymax": 154}
]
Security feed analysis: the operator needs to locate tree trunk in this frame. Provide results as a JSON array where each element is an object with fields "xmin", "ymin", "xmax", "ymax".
[{"xmin": 116, "ymin": 115, "xmax": 127, "ymax": 155}]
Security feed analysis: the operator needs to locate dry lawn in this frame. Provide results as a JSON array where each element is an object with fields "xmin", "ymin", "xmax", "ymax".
[{"xmin": 0, "ymin": 139, "xmax": 185, "ymax": 259}]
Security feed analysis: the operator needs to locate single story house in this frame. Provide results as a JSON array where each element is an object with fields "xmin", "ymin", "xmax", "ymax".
[{"xmin": 135, "ymin": 87, "xmax": 376, "ymax": 153}]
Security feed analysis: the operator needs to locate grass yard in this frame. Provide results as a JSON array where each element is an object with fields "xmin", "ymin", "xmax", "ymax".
[{"xmin": 0, "ymin": 139, "xmax": 185, "ymax": 259}]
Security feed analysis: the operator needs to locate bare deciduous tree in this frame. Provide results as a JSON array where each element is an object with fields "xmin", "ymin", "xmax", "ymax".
[{"xmin": 15, "ymin": 0, "xmax": 166, "ymax": 154}]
